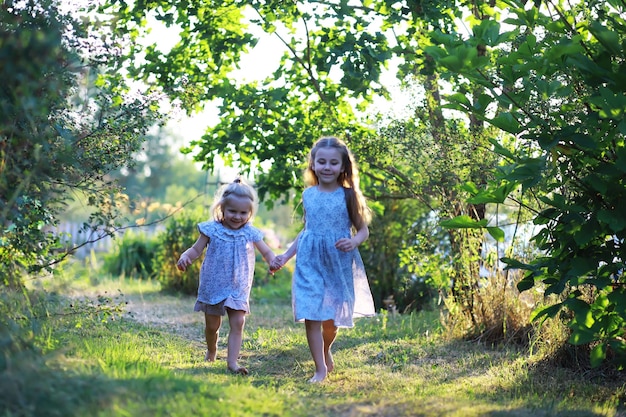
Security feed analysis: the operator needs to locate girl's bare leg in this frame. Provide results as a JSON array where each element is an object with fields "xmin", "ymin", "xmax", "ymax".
[
  {"xmin": 226, "ymin": 308, "xmax": 248, "ymax": 375},
  {"xmin": 305, "ymin": 320, "xmax": 327, "ymax": 383},
  {"xmin": 322, "ymin": 319, "xmax": 338, "ymax": 373},
  {"xmin": 204, "ymin": 313, "xmax": 222, "ymax": 361}
]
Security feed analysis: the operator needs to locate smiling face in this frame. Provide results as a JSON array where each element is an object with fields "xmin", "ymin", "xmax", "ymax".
[
  {"xmin": 312, "ymin": 147, "xmax": 344, "ymax": 189},
  {"xmin": 221, "ymin": 195, "xmax": 253, "ymax": 230}
]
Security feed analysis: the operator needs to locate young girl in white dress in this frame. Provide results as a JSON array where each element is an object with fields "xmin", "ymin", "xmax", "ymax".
[
  {"xmin": 177, "ymin": 178, "xmax": 276, "ymax": 375},
  {"xmin": 271, "ymin": 136, "xmax": 375, "ymax": 383}
]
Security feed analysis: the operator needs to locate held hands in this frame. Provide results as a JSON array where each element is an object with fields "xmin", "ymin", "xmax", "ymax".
[
  {"xmin": 269, "ymin": 254, "xmax": 286, "ymax": 273},
  {"xmin": 335, "ymin": 237, "xmax": 357, "ymax": 252}
]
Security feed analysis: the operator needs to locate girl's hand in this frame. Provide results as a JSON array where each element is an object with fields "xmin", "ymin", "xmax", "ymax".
[
  {"xmin": 177, "ymin": 255, "xmax": 191, "ymax": 271},
  {"xmin": 335, "ymin": 238, "xmax": 356, "ymax": 252}
]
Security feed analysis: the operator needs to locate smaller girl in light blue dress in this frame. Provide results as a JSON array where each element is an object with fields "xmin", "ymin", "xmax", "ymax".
[
  {"xmin": 271, "ymin": 137, "xmax": 375, "ymax": 383},
  {"xmin": 177, "ymin": 178, "xmax": 276, "ymax": 375}
]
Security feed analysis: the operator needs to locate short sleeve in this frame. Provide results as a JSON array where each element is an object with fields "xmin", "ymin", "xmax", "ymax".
[
  {"xmin": 197, "ymin": 221, "xmax": 217, "ymax": 237},
  {"xmin": 246, "ymin": 225, "xmax": 264, "ymax": 242}
]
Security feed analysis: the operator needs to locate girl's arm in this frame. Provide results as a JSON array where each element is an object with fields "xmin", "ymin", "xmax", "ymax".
[
  {"xmin": 176, "ymin": 234, "xmax": 209, "ymax": 271},
  {"xmin": 270, "ymin": 231, "xmax": 301, "ymax": 271},
  {"xmin": 281, "ymin": 231, "xmax": 301, "ymax": 261},
  {"xmin": 254, "ymin": 239, "xmax": 276, "ymax": 264}
]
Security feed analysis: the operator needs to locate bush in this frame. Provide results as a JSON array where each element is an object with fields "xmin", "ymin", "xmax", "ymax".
[
  {"xmin": 361, "ymin": 199, "xmax": 441, "ymax": 313},
  {"xmin": 103, "ymin": 232, "xmax": 159, "ymax": 279},
  {"xmin": 153, "ymin": 210, "xmax": 206, "ymax": 294},
  {"xmin": 440, "ymin": 270, "xmax": 536, "ymax": 347}
]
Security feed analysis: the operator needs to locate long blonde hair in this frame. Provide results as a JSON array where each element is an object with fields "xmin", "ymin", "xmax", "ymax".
[
  {"xmin": 211, "ymin": 177, "xmax": 258, "ymax": 222},
  {"xmin": 304, "ymin": 136, "xmax": 372, "ymax": 228}
]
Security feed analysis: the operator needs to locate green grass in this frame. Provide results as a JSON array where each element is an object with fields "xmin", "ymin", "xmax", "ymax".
[{"xmin": 2, "ymin": 266, "xmax": 625, "ymax": 417}]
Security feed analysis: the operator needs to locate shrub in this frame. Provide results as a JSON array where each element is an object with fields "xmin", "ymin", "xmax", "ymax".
[
  {"xmin": 153, "ymin": 210, "xmax": 206, "ymax": 294},
  {"xmin": 441, "ymin": 269, "xmax": 537, "ymax": 347},
  {"xmin": 103, "ymin": 231, "xmax": 159, "ymax": 279},
  {"xmin": 361, "ymin": 199, "xmax": 442, "ymax": 313}
]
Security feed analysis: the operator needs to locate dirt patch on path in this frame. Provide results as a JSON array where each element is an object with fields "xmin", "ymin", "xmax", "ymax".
[{"xmin": 124, "ymin": 291, "xmax": 203, "ymax": 343}]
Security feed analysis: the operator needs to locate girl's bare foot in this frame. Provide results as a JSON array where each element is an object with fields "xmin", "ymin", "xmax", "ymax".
[
  {"xmin": 205, "ymin": 350, "xmax": 217, "ymax": 362},
  {"xmin": 308, "ymin": 371, "xmax": 327, "ymax": 383},
  {"xmin": 228, "ymin": 364, "xmax": 249, "ymax": 375}
]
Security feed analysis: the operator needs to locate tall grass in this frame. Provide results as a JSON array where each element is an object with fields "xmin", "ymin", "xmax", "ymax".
[{"xmin": 1, "ymin": 262, "xmax": 624, "ymax": 417}]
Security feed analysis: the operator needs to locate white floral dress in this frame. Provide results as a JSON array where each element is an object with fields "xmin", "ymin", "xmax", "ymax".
[
  {"xmin": 193, "ymin": 221, "xmax": 263, "ymax": 314},
  {"xmin": 292, "ymin": 186, "xmax": 375, "ymax": 328}
]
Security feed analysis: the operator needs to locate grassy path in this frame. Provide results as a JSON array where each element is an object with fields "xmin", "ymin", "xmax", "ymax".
[
  {"xmin": 8, "ymin": 275, "xmax": 624, "ymax": 417},
  {"xmin": 111, "ymin": 279, "xmax": 624, "ymax": 417}
]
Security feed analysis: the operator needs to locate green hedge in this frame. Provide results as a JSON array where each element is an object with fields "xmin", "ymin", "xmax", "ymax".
[{"xmin": 103, "ymin": 232, "xmax": 158, "ymax": 279}]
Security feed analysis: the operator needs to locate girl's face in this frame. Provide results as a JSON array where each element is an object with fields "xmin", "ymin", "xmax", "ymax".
[
  {"xmin": 312, "ymin": 147, "xmax": 344, "ymax": 188},
  {"xmin": 221, "ymin": 195, "xmax": 253, "ymax": 230}
]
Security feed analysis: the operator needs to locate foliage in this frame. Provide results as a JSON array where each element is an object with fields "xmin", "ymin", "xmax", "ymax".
[
  {"xmin": 99, "ymin": 0, "xmax": 383, "ymax": 202},
  {"xmin": 357, "ymin": 111, "xmax": 498, "ymax": 316},
  {"xmin": 153, "ymin": 209, "xmax": 206, "ymax": 294},
  {"xmin": 361, "ymin": 198, "xmax": 440, "ymax": 313},
  {"xmin": 0, "ymin": 0, "xmax": 165, "ymax": 287},
  {"xmin": 432, "ymin": 0, "xmax": 626, "ymax": 368},
  {"xmin": 99, "ymin": 0, "xmax": 626, "ymax": 365},
  {"xmin": 103, "ymin": 232, "xmax": 159, "ymax": 279}
]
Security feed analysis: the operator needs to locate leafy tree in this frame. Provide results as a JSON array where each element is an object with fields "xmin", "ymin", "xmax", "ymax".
[
  {"xmin": 432, "ymin": 0, "xmax": 626, "ymax": 367},
  {"xmin": 103, "ymin": 0, "xmax": 503, "ymax": 315},
  {"xmin": 100, "ymin": 0, "xmax": 379, "ymax": 200},
  {"xmin": 0, "ymin": 0, "xmax": 165, "ymax": 287}
]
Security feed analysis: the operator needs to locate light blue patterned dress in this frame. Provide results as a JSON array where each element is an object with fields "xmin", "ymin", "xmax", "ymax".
[
  {"xmin": 193, "ymin": 221, "xmax": 263, "ymax": 314},
  {"xmin": 292, "ymin": 186, "xmax": 375, "ymax": 328}
]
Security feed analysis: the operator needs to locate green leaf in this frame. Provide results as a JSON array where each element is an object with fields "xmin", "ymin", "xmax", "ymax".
[
  {"xmin": 486, "ymin": 226, "xmax": 505, "ymax": 242},
  {"xmin": 501, "ymin": 257, "xmax": 534, "ymax": 270},
  {"xmin": 439, "ymin": 215, "xmax": 488, "ymax": 229},
  {"xmin": 489, "ymin": 138, "xmax": 515, "ymax": 160},
  {"xmin": 569, "ymin": 327, "xmax": 597, "ymax": 346},
  {"xmin": 567, "ymin": 298, "xmax": 593, "ymax": 325},
  {"xmin": 607, "ymin": 289, "xmax": 626, "ymax": 315},
  {"xmin": 530, "ymin": 303, "xmax": 563, "ymax": 324},
  {"xmin": 461, "ymin": 181, "xmax": 480, "ymax": 195},
  {"xmin": 472, "ymin": 19, "xmax": 500, "ymax": 45},
  {"xmin": 467, "ymin": 182, "xmax": 516, "ymax": 204},
  {"xmin": 589, "ymin": 22, "xmax": 621, "ymax": 55},
  {"xmin": 590, "ymin": 343, "xmax": 607, "ymax": 368},
  {"xmin": 506, "ymin": 158, "xmax": 545, "ymax": 185},
  {"xmin": 439, "ymin": 54, "xmax": 464, "ymax": 72},
  {"xmin": 517, "ymin": 278, "xmax": 535, "ymax": 292},
  {"xmin": 568, "ymin": 133, "xmax": 598, "ymax": 150},
  {"xmin": 568, "ymin": 257, "xmax": 596, "ymax": 281},
  {"xmin": 447, "ymin": 92, "xmax": 472, "ymax": 108},
  {"xmin": 598, "ymin": 209, "xmax": 626, "ymax": 233},
  {"xmin": 488, "ymin": 112, "xmax": 522, "ymax": 134},
  {"xmin": 516, "ymin": 272, "xmax": 535, "ymax": 292}
]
